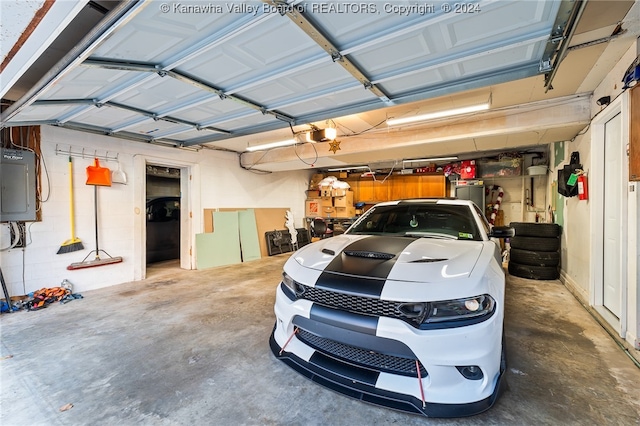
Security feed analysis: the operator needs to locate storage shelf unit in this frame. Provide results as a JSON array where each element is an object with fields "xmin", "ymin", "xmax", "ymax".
[{"xmin": 344, "ymin": 174, "xmax": 446, "ymax": 203}]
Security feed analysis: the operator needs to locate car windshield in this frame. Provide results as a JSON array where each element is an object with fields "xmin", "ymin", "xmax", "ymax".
[{"xmin": 346, "ymin": 203, "xmax": 482, "ymax": 241}]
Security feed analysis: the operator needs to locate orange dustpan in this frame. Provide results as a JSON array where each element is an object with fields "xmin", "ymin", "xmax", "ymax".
[{"xmin": 86, "ymin": 158, "xmax": 112, "ymax": 186}]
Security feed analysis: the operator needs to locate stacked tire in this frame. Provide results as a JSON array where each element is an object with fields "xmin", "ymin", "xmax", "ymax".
[{"xmin": 508, "ymin": 222, "xmax": 560, "ymax": 280}]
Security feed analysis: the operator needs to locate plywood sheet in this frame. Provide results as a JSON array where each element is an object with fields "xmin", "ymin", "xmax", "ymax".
[
  {"xmin": 195, "ymin": 211, "xmax": 241, "ymax": 269},
  {"xmin": 203, "ymin": 207, "xmax": 291, "ymax": 258},
  {"xmin": 238, "ymin": 209, "xmax": 261, "ymax": 262},
  {"xmin": 254, "ymin": 208, "xmax": 289, "ymax": 258}
]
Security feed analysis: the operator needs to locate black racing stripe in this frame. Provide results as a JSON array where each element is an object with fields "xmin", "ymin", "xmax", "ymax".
[
  {"xmin": 309, "ymin": 304, "xmax": 378, "ymax": 335},
  {"xmin": 324, "ymin": 236, "xmax": 416, "ymax": 279},
  {"xmin": 315, "ymin": 272, "xmax": 385, "ymax": 298}
]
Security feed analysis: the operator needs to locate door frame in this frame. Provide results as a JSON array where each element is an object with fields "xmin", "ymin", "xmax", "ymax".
[
  {"xmin": 133, "ymin": 155, "xmax": 201, "ymax": 280},
  {"xmin": 590, "ymin": 92, "xmax": 629, "ymax": 337}
]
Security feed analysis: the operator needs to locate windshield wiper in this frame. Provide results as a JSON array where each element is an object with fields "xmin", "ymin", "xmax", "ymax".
[{"xmin": 404, "ymin": 232, "xmax": 457, "ymax": 240}]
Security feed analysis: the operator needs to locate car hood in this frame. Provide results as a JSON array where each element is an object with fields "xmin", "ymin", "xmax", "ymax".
[{"xmin": 293, "ymin": 234, "xmax": 485, "ymax": 283}]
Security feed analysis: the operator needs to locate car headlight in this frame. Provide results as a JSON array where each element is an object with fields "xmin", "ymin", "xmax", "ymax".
[
  {"xmin": 281, "ymin": 272, "xmax": 304, "ymax": 300},
  {"xmin": 425, "ymin": 294, "xmax": 495, "ymax": 324}
]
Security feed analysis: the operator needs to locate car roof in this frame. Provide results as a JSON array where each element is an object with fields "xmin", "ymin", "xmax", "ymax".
[{"xmin": 372, "ymin": 198, "xmax": 476, "ymax": 208}]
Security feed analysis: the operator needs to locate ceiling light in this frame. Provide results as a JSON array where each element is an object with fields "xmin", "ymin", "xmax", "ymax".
[
  {"xmin": 403, "ymin": 156, "xmax": 458, "ymax": 164},
  {"xmin": 245, "ymin": 139, "xmax": 297, "ymax": 152},
  {"xmin": 387, "ymin": 104, "xmax": 490, "ymax": 126},
  {"xmin": 306, "ymin": 128, "xmax": 337, "ymax": 142}
]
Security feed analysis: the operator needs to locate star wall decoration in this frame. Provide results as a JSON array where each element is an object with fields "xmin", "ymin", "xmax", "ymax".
[{"xmin": 329, "ymin": 139, "xmax": 341, "ymax": 154}]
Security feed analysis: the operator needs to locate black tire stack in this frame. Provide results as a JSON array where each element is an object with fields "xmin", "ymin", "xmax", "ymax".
[{"xmin": 508, "ymin": 222, "xmax": 561, "ymax": 280}]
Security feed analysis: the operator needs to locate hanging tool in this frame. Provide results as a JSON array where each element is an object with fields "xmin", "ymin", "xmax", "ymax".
[
  {"xmin": 111, "ymin": 157, "xmax": 127, "ymax": 185},
  {"xmin": 68, "ymin": 160, "xmax": 122, "ymax": 270},
  {"xmin": 57, "ymin": 157, "xmax": 84, "ymax": 254}
]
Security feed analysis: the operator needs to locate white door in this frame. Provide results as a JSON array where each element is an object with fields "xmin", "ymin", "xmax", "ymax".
[{"xmin": 602, "ymin": 112, "xmax": 622, "ymax": 318}]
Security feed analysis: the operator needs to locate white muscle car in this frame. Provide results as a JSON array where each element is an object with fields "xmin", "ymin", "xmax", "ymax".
[{"xmin": 270, "ymin": 199, "xmax": 514, "ymax": 417}]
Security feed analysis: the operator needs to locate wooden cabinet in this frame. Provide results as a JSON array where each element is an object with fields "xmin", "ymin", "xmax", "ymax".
[
  {"xmin": 346, "ymin": 174, "xmax": 446, "ymax": 203},
  {"xmin": 418, "ymin": 175, "xmax": 447, "ymax": 197}
]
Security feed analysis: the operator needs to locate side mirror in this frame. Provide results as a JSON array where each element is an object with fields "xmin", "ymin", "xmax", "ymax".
[{"xmin": 488, "ymin": 226, "xmax": 515, "ymax": 239}]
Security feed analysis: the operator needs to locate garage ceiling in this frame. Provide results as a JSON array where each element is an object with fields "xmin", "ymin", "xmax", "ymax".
[{"xmin": 2, "ymin": 0, "xmax": 639, "ymax": 171}]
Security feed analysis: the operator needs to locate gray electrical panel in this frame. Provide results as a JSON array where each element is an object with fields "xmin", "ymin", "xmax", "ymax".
[
  {"xmin": 1, "ymin": 148, "xmax": 37, "ymax": 222},
  {"xmin": 455, "ymin": 185, "xmax": 485, "ymax": 210}
]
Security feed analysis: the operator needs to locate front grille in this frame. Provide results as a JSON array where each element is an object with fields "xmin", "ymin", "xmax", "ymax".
[
  {"xmin": 297, "ymin": 328, "xmax": 427, "ymax": 377},
  {"xmin": 299, "ymin": 284, "xmax": 424, "ymax": 327}
]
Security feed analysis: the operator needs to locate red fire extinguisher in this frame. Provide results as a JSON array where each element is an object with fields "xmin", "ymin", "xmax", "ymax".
[{"xmin": 577, "ymin": 172, "xmax": 588, "ymax": 200}]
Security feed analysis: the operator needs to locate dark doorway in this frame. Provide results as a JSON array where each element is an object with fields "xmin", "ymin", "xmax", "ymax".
[{"xmin": 146, "ymin": 166, "xmax": 180, "ymax": 264}]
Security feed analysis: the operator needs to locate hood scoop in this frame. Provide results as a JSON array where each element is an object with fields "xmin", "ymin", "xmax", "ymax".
[
  {"xmin": 343, "ymin": 250, "xmax": 395, "ymax": 260},
  {"xmin": 410, "ymin": 258, "xmax": 448, "ymax": 263}
]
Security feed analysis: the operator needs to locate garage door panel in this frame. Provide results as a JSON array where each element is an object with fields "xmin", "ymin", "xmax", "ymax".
[
  {"xmin": 177, "ymin": 16, "xmax": 321, "ymax": 89},
  {"xmin": 91, "ymin": 2, "xmax": 245, "ymax": 63},
  {"xmin": 207, "ymin": 111, "xmax": 278, "ymax": 130},
  {"xmin": 109, "ymin": 76, "xmax": 205, "ymax": 112},
  {"xmin": 75, "ymin": 106, "xmax": 141, "ymax": 129},
  {"xmin": 171, "ymin": 98, "xmax": 245, "ymax": 124},
  {"xmin": 39, "ymin": 67, "xmax": 140, "ymax": 101},
  {"xmin": 446, "ymin": 1, "xmax": 557, "ymax": 48},
  {"xmin": 125, "ymin": 118, "xmax": 186, "ymax": 137},
  {"xmin": 10, "ymin": 105, "xmax": 79, "ymax": 123},
  {"xmin": 278, "ymin": 87, "xmax": 379, "ymax": 118}
]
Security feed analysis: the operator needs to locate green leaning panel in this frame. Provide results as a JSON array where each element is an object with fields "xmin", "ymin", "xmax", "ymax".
[
  {"xmin": 238, "ymin": 209, "xmax": 261, "ymax": 262},
  {"xmin": 195, "ymin": 211, "xmax": 241, "ymax": 269}
]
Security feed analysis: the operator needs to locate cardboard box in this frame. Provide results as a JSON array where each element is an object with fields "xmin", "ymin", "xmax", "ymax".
[
  {"xmin": 320, "ymin": 197, "xmax": 333, "ymax": 208},
  {"xmin": 333, "ymin": 191, "xmax": 354, "ymax": 207},
  {"xmin": 320, "ymin": 185, "xmax": 332, "ymax": 197},
  {"xmin": 478, "ymin": 158, "xmax": 522, "ymax": 177},
  {"xmin": 305, "ymin": 199, "xmax": 321, "ymax": 217},
  {"xmin": 331, "ymin": 187, "xmax": 351, "ymax": 197},
  {"xmin": 335, "ymin": 206, "xmax": 356, "ymax": 218},
  {"xmin": 460, "ymin": 160, "xmax": 476, "ymax": 179},
  {"xmin": 309, "ymin": 174, "xmax": 324, "ymax": 190},
  {"xmin": 322, "ymin": 206, "xmax": 336, "ymax": 217}
]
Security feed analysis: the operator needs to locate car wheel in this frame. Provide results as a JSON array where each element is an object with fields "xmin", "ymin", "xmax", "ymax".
[
  {"xmin": 509, "ymin": 236, "xmax": 560, "ymax": 252},
  {"xmin": 508, "ymin": 261, "xmax": 559, "ymax": 280},
  {"xmin": 509, "ymin": 248, "xmax": 560, "ymax": 267},
  {"xmin": 509, "ymin": 222, "xmax": 561, "ymax": 238}
]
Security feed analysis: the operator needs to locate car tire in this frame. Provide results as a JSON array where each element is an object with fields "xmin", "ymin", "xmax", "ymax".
[
  {"xmin": 509, "ymin": 236, "xmax": 560, "ymax": 252},
  {"xmin": 509, "ymin": 222, "xmax": 561, "ymax": 238},
  {"xmin": 509, "ymin": 248, "xmax": 560, "ymax": 267},
  {"xmin": 508, "ymin": 261, "xmax": 559, "ymax": 280}
]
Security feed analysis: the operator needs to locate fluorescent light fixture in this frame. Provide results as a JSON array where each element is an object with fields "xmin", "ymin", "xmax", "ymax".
[
  {"xmin": 327, "ymin": 166, "xmax": 369, "ymax": 171},
  {"xmin": 387, "ymin": 103, "xmax": 489, "ymax": 126},
  {"xmin": 246, "ymin": 139, "xmax": 296, "ymax": 152},
  {"xmin": 403, "ymin": 156, "xmax": 458, "ymax": 164}
]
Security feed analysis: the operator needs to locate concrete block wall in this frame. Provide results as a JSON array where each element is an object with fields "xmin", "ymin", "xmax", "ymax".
[{"xmin": 0, "ymin": 125, "xmax": 312, "ymax": 296}]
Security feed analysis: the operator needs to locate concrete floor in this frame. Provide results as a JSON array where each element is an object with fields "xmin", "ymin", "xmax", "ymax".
[{"xmin": 1, "ymin": 255, "xmax": 639, "ymax": 426}]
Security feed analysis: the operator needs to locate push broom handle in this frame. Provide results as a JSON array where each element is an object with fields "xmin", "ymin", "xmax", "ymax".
[
  {"xmin": 94, "ymin": 185, "xmax": 99, "ymax": 255},
  {"xmin": 68, "ymin": 157, "xmax": 76, "ymax": 239}
]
